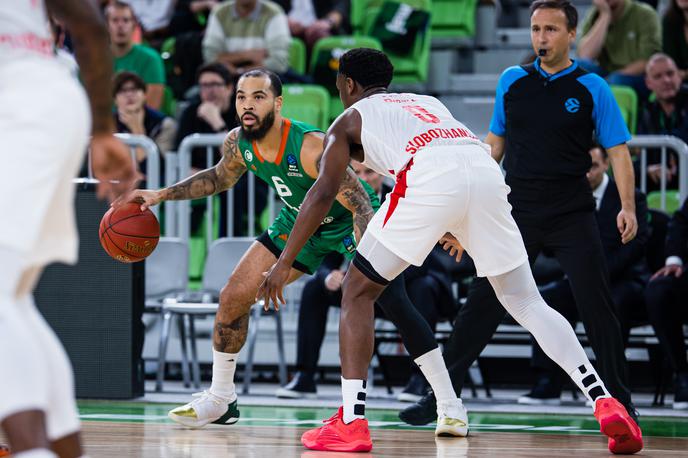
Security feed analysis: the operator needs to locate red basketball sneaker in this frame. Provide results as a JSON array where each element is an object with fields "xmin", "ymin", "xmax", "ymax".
[
  {"xmin": 301, "ymin": 407, "xmax": 373, "ymax": 452},
  {"xmin": 0, "ymin": 444, "xmax": 10, "ymax": 457},
  {"xmin": 594, "ymin": 397, "xmax": 643, "ymax": 454}
]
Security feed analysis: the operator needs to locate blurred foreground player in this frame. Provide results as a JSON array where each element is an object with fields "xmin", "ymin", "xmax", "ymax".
[
  {"xmin": 259, "ymin": 47, "xmax": 642, "ymax": 454},
  {"xmin": 0, "ymin": 1, "xmax": 138, "ymax": 457}
]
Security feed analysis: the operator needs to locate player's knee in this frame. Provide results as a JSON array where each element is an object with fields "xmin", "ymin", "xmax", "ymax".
[{"xmin": 218, "ymin": 283, "xmax": 254, "ymax": 321}]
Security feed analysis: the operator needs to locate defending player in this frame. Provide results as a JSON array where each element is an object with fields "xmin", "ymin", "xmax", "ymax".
[
  {"xmin": 258, "ymin": 48, "xmax": 643, "ymax": 454},
  {"xmin": 114, "ymin": 69, "xmax": 467, "ymax": 441},
  {"xmin": 0, "ymin": 1, "xmax": 138, "ymax": 457}
]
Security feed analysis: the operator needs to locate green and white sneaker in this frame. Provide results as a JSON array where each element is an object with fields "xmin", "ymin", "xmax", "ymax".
[{"xmin": 168, "ymin": 391, "xmax": 240, "ymax": 428}]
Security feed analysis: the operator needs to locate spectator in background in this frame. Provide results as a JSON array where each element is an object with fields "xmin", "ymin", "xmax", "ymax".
[
  {"xmin": 577, "ymin": 0, "xmax": 661, "ymax": 98},
  {"xmin": 107, "ymin": 1, "xmax": 167, "ymax": 110},
  {"xmin": 123, "ymin": 0, "xmax": 177, "ymax": 45},
  {"xmin": 663, "ymin": 0, "xmax": 688, "ymax": 81},
  {"xmin": 276, "ymin": 0, "xmax": 350, "ymax": 52},
  {"xmin": 170, "ymin": 0, "xmax": 220, "ymax": 35},
  {"xmin": 113, "ymin": 72, "xmax": 177, "ymax": 161},
  {"xmin": 518, "ymin": 145, "xmax": 649, "ymax": 405},
  {"xmin": 637, "ymin": 54, "xmax": 688, "ymax": 191},
  {"xmin": 203, "ymin": 0, "xmax": 291, "ymax": 77},
  {"xmin": 644, "ymin": 197, "xmax": 688, "ymax": 409}
]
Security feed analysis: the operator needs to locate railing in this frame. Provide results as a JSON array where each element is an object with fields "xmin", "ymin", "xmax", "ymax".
[
  {"xmin": 176, "ymin": 133, "xmax": 276, "ymax": 242},
  {"xmin": 629, "ymin": 135, "xmax": 688, "ymax": 211}
]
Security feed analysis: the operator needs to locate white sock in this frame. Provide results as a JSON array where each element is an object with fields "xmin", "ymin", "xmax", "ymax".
[
  {"xmin": 14, "ymin": 449, "xmax": 57, "ymax": 458},
  {"xmin": 341, "ymin": 377, "xmax": 367, "ymax": 424},
  {"xmin": 414, "ymin": 347, "xmax": 458, "ymax": 404},
  {"xmin": 209, "ymin": 349, "xmax": 238, "ymax": 401},
  {"xmin": 569, "ymin": 362, "xmax": 611, "ymax": 408}
]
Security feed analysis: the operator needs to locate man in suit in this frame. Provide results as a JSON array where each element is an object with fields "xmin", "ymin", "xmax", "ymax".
[
  {"xmin": 519, "ymin": 144, "xmax": 649, "ymax": 404},
  {"xmin": 644, "ymin": 197, "xmax": 688, "ymax": 409}
]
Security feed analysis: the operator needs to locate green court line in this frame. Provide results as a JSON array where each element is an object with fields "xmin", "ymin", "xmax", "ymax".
[{"xmin": 76, "ymin": 400, "xmax": 688, "ymax": 438}]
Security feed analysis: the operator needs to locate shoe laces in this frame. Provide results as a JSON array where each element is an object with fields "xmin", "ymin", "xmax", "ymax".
[
  {"xmin": 322, "ymin": 407, "xmax": 344, "ymax": 425},
  {"xmin": 190, "ymin": 390, "xmax": 225, "ymax": 407}
]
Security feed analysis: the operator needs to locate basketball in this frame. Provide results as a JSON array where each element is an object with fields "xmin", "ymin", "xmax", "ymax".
[{"xmin": 99, "ymin": 202, "xmax": 160, "ymax": 263}]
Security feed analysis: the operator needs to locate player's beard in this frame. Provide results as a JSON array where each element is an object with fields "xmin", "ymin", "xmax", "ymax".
[{"xmin": 239, "ymin": 109, "xmax": 276, "ymax": 142}]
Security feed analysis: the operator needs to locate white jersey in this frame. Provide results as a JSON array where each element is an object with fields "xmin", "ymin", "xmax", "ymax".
[
  {"xmin": 0, "ymin": 0, "xmax": 53, "ymax": 64},
  {"xmin": 349, "ymin": 93, "xmax": 489, "ymax": 178}
]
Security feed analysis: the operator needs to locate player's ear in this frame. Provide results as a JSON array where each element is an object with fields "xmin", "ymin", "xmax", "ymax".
[
  {"xmin": 275, "ymin": 95, "xmax": 283, "ymax": 113},
  {"xmin": 346, "ymin": 77, "xmax": 355, "ymax": 95}
]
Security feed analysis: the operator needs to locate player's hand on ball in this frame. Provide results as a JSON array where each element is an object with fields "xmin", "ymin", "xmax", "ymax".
[
  {"xmin": 257, "ymin": 261, "xmax": 290, "ymax": 311},
  {"xmin": 111, "ymin": 189, "xmax": 163, "ymax": 211},
  {"xmin": 91, "ymin": 134, "xmax": 142, "ymax": 202},
  {"xmin": 439, "ymin": 232, "xmax": 464, "ymax": 262}
]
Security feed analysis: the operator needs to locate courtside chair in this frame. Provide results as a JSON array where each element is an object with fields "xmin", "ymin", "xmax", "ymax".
[
  {"xmin": 281, "ymin": 84, "xmax": 331, "ymax": 131},
  {"xmin": 430, "ymin": 0, "xmax": 478, "ymax": 39},
  {"xmin": 156, "ymin": 238, "xmax": 288, "ymax": 392}
]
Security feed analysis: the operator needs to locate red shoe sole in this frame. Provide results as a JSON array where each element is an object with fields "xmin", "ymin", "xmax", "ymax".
[
  {"xmin": 599, "ymin": 412, "xmax": 643, "ymax": 454},
  {"xmin": 301, "ymin": 436, "xmax": 373, "ymax": 452}
]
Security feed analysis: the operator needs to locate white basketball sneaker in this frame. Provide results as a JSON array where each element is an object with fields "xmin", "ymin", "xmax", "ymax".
[
  {"xmin": 435, "ymin": 399, "xmax": 469, "ymax": 437},
  {"xmin": 168, "ymin": 391, "xmax": 240, "ymax": 428}
]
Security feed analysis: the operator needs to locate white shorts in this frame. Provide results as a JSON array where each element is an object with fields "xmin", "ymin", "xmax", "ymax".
[
  {"xmin": 359, "ymin": 145, "xmax": 528, "ymax": 278},
  {"xmin": 0, "ymin": 58, "xmax": 90, "ymax": 266}
]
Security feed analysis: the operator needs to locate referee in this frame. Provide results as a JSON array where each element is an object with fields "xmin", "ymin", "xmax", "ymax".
[{"xmin": 401, "ymin": 0, "xmax": 639, "ymax": 423}]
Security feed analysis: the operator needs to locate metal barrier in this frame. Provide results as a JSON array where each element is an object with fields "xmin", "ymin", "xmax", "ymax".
[
  {"xmin": 176, "ymin": 133, "xmax": 276, "ymax": 242},
  {"xmin": 629, "ymin": 135, "xmax": 688, "ymax": 210},
  {"xmin": 85, "ymin": 133, "xmax": 163, "ymax": 220}
]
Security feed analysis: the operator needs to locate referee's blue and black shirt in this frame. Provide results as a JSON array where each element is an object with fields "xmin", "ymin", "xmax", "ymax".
[{"xmin": 489, "ymin": 58, "xmax": 631, "ymax": 181}]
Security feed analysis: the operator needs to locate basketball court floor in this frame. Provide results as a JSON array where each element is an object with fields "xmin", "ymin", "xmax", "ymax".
[{"xmin": 4, "ymin": 385, "xmax": 686, "ymax": 457}]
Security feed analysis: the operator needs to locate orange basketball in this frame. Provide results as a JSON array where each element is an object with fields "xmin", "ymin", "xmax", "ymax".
[{"xmin": 99, "ymin": 202, "xmax": 160, "ymax": 263}]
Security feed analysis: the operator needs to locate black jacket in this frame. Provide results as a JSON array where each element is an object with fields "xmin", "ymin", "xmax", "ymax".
[
  {"xmin": 596, "ymin": 179, "xmax": 649, "ymax": 283},
  {"xmin": 665, "ymin": 197, "xmax": 688, "ymax": 262}
]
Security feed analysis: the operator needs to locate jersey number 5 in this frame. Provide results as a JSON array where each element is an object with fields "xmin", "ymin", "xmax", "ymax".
[
  {"xmin": 402, "ymin": 105, "xmax": 440, "ymax": 124},
  {"xmin": 271, "ymin": 176, "xmax": 293, "ymax": 197}
]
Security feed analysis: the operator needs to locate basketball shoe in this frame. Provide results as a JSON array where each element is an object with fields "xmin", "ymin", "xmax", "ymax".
[
  {"xmin": 0, "ymin": 444, "xmax": 9, "ymax": 457},
  {"xmin": 594, "ymin": 397, "xmax": 643, "ymax": 454},
  {"xmin": 168, "ymin": 390, "xmax": 240, "ymax": 428},
  {"xmin": 301, "ymin": 407, "xmax": 373, "ymax": 452},
  {"xmin": 435, "ymin": 399, "xmax": 469, "ymax": 437}
]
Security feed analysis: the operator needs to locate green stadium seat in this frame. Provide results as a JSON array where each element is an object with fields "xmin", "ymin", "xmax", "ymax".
[
  {"xmin": 430, "ymin": 0, "xmax": 478, "ymax": 38},
  {"xmin": 288, "ymin": 37, "xmax": 307, "ymax": 75},
  {"xmin": 362, "ymin": 0, "xmax": 432, "ymax": 84},
  {"xmin": 281, "ymin": 84, "xmax": 331, "ymax": 131},
  {"xmin": 647, "ymin": 190, "xmax": 681, "ymax": 215},
  {"xmin": 610, "ymin": 85, "xmax": 638, "ymax": 135},
  {"xmin": 309, "ymin": 35, "xmax": 383, "ymax": 120}
]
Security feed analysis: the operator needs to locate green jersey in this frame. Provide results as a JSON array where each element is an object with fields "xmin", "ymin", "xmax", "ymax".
[{"xmin": 237, "ymin": 118, "xmax": 380, "ymax": 273}]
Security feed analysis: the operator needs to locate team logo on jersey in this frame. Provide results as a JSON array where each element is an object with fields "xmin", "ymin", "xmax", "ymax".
[
  {"xmin": 565, "ymin": 98, "xmax": 580, "ymax": 113},
  {"xmin": 244, "ymin": 150, "xmax": 253, "ymax": 162},
  {"xmin": 342, "ymin": 234, "xmax": 356, "ymax": 253},
  {"xmin": 286, "ymin": 153, "xmax": 302, "ymax": 177},
  {"xmin": 322, "ymin": 216, "xmax": 334, "ymax": 224}
]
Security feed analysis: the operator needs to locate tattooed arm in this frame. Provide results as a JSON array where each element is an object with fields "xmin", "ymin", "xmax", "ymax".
[
  {"xmin": 335, "ymin": 167, "xmax": 375, "ymax": 243},
  {"xmin": 112, "ymin": 128, "xmax": 247, "ymax": 210}
]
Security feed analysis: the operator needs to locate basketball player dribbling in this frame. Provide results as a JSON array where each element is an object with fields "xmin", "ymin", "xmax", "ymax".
[
  {"xmin": 0, "ymin": 1, "xmax": 138, "ymax": 457},
  {"xmin": 259, "ymin": 48, "xmax": 643, "ymax": 454}
]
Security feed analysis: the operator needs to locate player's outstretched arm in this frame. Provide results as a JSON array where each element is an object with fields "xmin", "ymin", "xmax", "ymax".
[
  {"xmin": 112, "ymin": 129, "xmax": 247, "ymax": 210},
  {"xmin": 335, "ymin": 168, "xmax": 375, "ymax": 243},
  {"xmin": 47, "ymin": 0, "xmax": 139, "ymax": 201}
]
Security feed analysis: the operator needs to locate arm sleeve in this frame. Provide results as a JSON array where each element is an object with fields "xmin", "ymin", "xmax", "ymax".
[
  {"xmin": 489, "ymin": 66, "xmax": 527, "ymax": 136},
  {"xmin": 202, "ymin": 8, "xmax": 225, "ymax": 63},
  {"xmin": 263, "ymin": 14, "xmax": 291, "ymax": 73},
  {"xmin": 579, "ymin": 74, "xmax": 632, "ymax": 148}
]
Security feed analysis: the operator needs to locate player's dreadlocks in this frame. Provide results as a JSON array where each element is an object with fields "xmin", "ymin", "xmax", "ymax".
[{"xmin": 338, "ymin": 48, "xmax": 394, "ymax": 90}]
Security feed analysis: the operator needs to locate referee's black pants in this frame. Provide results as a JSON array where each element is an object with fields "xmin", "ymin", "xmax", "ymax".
[{"xmin": 442, "ymin": 187, "xmax": 633, "ymax": 407}]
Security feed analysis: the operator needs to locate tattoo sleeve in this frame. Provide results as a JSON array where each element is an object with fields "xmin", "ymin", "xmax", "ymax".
[
  {"xmin": 161, "ymin": 130, "xmax": 247, "ymax": 201},
  {"xmin": 46, "ymin": 0, "xmax": 116, "ymax": 135},
  {"xmin": 336, "ymin": 168, "xmax": 375, "ymax": 243}
]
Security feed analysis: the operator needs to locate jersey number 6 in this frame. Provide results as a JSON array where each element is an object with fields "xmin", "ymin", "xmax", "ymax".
[{"xmin": 271, "ymin": 176, "xmax": 293, "ymax": 197}]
